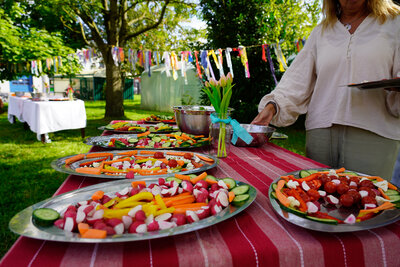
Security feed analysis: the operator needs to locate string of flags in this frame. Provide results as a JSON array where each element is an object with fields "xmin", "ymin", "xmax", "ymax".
[{"xmin": 13, "ymin": 38, "xmax": 306, "ymax": 85}]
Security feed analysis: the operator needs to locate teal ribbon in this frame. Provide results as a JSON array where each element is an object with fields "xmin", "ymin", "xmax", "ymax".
[{"xmin": 210, "ymin": 113, "xmax": 253, "ymax": 145}]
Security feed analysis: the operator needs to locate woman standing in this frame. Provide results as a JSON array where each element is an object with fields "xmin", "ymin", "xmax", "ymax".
[{"xmin": 252, "ymin": 0, "xmax": 400, "ymax": 180}]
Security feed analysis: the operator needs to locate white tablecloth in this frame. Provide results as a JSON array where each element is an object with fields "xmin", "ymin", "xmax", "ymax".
[{"xmin": 8, "ymin": 96, "xmax": 86, "ymax": 136}]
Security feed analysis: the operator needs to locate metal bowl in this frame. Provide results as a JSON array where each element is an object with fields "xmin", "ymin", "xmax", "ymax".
[
  {"xmin": 173, "ymin": 105, "xmax": 215, "ymax": 135},
  {"xmin": 15, "ymin": 92, "xmax": 25, "ymax": 97},
  {"xmin": 233, "ymin": 124, "xmax": 276, "ymax": 147}
]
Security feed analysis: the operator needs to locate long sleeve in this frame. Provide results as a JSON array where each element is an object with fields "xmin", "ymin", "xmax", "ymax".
[{"xmin": 385, "ymin": 25, "xmax": 400, "ymax": 118}]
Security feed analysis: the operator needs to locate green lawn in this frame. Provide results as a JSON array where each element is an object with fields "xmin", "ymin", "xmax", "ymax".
[{"xmin": 0, "ymin": 95, "xmax": 305, "ymax": 258}]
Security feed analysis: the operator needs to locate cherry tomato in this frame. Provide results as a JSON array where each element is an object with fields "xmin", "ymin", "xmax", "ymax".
[
  {"xmin": 298, "ymin": 189, "xmax": 311, "ymax": 203},
  {"xmin": 336, "ymin": 183, "xmax": 350, "ymax": 195},
  {"xmin": 307, "ymin": 189, "xmax": 320, "ymax": 201},
  {"xmin": 347, "ymin": 190, "xmax": 361, "ymax": 203},
  {"xmin": 358, "ymin": 187, "xmax": 376, "ymax": 198},
  {"xmin": 320, "ymin": 174, "xmax": 331, "ymax": 184},
  {"xmin": 349, "ymin": 177, "xmax": 360, "ymax": 185},
  {"xmin": 340, "ymin": 193, "xmax": 354, "ymax": 207},
  {"xmin": 153, "ymin": 152, "xmax": 164, "ymax": 159},
  {"xmin": 359, "ymin": 180, "xmax": 374, "ymax": 188},
  {"xmin": 361, "ymin": 196, "xmax": 377, "ymax": 206},
  {"xmin": 339, "ymin": 177, "xmax": 349, "ymax": 185},
  {"xmin": 183, "ymin": 153, "xmax": 193, "ymax": 160},
  {"xmin": 324, "ymin": 181, "xmax": 337, "ymax": 194},
  {"xmin": 168, "ymin": 159, "xmax": 178, "ymax": 168}
]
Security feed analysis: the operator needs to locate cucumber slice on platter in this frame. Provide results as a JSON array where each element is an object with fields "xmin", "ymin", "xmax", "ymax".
[
  {"xmin": 188, "ymin": 174, "xmax": 197, "ymax": 179},
  {"xmin": 305, "ymin": 215, "xmax": 338, "ymax": 225},
  {"xmin": 231, "ymin": 185, "xmax": 250, "ymax": 195},
  {"xmin": 232, "ymin": 194, "xmax": 250, "ymax": 206},
  {"xmin": 165, "ymin": 177, "xmax": 182, "ymax": 184},
  {"xmin": 32, "ymin": 208, "xmax": 60, "ymax": 227},
  {"xmin": 271, "ymin": 183, "xmax": 278, "ymax": 191},
  {"xmin": 128, "ymin": 138, "xmax": 138, "ymax": 143},
  {"xmin": 385, "ymin": 189, "xmax": 400, "ymax": 196},
  {"xmin": 342, "ymin": 171, "xmax": 359, "ymax": 176},
  {"xmin": 299, "ymin": 170, "xmax": 311, "ymax": 178},
  {"xmin": 281, "ymin": 205, "xmax": 307, "ymax": 217},
  {"xmin": 205, "ymin": 175, "xmax": 217, "ymax": 181},
  {"xmin": 222, "ymin": 178, "xmax": 236, "ymax": 189},
  {"xmin": 389, "ymin": 195, "xmax": 400, "ymax": 202}
]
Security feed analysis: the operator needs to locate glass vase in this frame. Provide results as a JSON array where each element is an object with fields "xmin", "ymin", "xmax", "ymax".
[
  {"xmin": 209, "ymin": 113, "xmax": 233, "ymax": 158},
  {"xmin": 68, "ymin": 91, "xmax": 74, "ymax": 101}
]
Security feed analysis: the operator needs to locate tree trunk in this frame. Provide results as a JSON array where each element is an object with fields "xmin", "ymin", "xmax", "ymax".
[{"xmin": 104, "ymin": 51, "xmax": 124, "ymax": 118}]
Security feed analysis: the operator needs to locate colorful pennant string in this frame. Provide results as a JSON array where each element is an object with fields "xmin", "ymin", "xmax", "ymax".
[
  {"xmin": 225, "ymin": 47, "xmax": 234, "ymax": 77},
  {"xmin": 238, "ymin": 46, "xmax": 250, "ymax": 78}
]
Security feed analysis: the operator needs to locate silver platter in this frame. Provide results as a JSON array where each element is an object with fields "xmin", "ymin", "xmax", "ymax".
[
  {"xmin": 268, "ymin": 168, "xmax": 400, "ymax": 232},
  {"xmin": 51, "ymin": 149, "xmax": 218, "ymax": 179},
  {"xmin": 84, "ymin": 134, "xmax": 210, "ymax": 150},
  {"xmin": 98, "ymin": 124, "xmax": 179, "ymax": 134},
  {"xmin": 9, "ymin": 177, "xmax": 257, "ymax": 243}
]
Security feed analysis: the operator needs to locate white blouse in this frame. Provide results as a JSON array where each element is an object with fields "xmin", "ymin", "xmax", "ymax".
[{"xmin": 258, "ymin": 15, "xmax": 400, "ymax": 140}]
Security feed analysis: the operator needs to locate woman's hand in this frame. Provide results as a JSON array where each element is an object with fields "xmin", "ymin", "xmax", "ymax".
[{"xmin": 251, "ymin": 103, "xmax": 276, "ymax": 126}]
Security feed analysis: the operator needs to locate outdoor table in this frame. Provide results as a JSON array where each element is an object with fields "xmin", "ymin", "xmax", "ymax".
[
  {"xmin": 7, "ymin": 96, "xmax": 87, "ymax": 142},
  {"xmin": 2, "ymin": 143, "xmax": 400, "ymax": 267}
]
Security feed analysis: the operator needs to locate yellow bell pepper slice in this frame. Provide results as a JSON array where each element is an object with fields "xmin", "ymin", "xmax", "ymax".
[{"xmin": 114, "ymin": 192, "xmax": 154, "ymax": 209}]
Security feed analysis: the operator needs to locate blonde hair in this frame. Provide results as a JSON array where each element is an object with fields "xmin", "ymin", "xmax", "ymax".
[{"xmin": 321, "ymin": 0, "xmax": 400, "ymax": 29}]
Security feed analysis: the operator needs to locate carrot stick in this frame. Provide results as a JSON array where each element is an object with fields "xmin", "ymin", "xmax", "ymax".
[
  {"xmin": 174, "ymin": 174, "xmax": 192, "ymax": 181},
  {"xmin": 196, "ymin": 154, "xmax": 214, "ymax": 163},
  {"xmin": 161, "ymin": 192, "xmax": 192, "ymax": 202},
  {"xmin": 86, "ymin": 152, "xmax": 114, "ymax": 159},
  {"xmin": 139, "ymin": 151, "xmax": 157, "ymax": 155},
  {"xmin": 117, "ymin": 151, "xmax": 138, "ymax": 156},
  {"xmin": 275, "ymin": 180, "xmax": 290, "ymax": 207},
  {"xmin": 361, "ymin": 176, "xmax": 385, "ymax": 182},
  {"xmin": 75, "ymin": 167, "xmax": 102, "ymax": 175},
  {"xmin": 173, "ymin": 207, "xmax": 203, "ymax": 214},
  {"xmin": 165, "ymin": 195, "xmax": 195, "ymax": 207},
  {"xmin": 289, "ymin": 189, "xmax": 307, "ymax": 212},
  {"xmin": 358, "ymin": 202, "xmax": 395, "ymax": 215},
  {"xmin": 228, "ymin": 191, "xmax": 235, "ymax": 203},
  {"xmin": 81, "ymin": 229, "xmax": 107, "ymax": 239},
  {"xmin": 378, "ymin": 188, "xmax": 391, "ymax": 200},
  {"xmin": 131, "ymin": 181, "xmax": 147, "ymax": 187},
  {"xmin": 91, "ymin": 190, "xmax": 104, "ymax": 201},
  {"xmin": 134, "ymin": 156, "xmax": 151, "ymax": 160},
  {"xmin": 172, "ymin": 203, "xmax": 208, "ymax": 209},
  {"xmin": 78, "ymin": 223, "xmax": 90, "ymax": 235},
  {"xmin": 65, "ymin": 154, "xmax": 85, "ymax": 165},
  {"xmin": 335, "ymin": 167, "xmax": 346, "ymax": 173},
  {"xmin": 388, "ymin": 183, "xmax": 398, "ymax": 190},
  {"xmin": 190, "ymin": 172, "xmax": 207, "ymax": 184},
  {"xmin": 79, "ymin": 157, "xmax": 107, "ymax": 167},
  {"xmin": 205, "ymin": 178, "xmax": 218, "ymax": 185},
  {"xmin": 137, "ymin": 131, "xmax": 151, "ymax": 137},
  {"xmin": 166, "ymin": 152, "xmax": 186, "ymax": 156},
  {"xmin": 182, "ymin": 133, "xmax": 196, "ymax": 143},
  {"xmin": 292, "ymin": 173, "xmax": 319, "ymax": 183}
]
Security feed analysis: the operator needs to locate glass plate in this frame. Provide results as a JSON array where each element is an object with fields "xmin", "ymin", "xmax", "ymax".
[
  {"xmin": 9, "ymin": 177, "xmax": 256, "ymax": 243},
  {"xmin": 51, "ymin": 149, "xmax": 218, "ymax": 179},
  {"xmin": 84, "ymin": 134, "xmax": 210, "ymax": 150},
  {"xmin": 268, "ymin": 168, "xmax": 400, "ymax": 232},
  {"xmin": 346, "ymin": 78, "xmax": 400, "ymax": 90}
]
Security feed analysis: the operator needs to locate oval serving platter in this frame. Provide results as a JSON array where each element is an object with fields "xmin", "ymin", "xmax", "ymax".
[
  {"xmin": 268, "ymin": 168, "xmax": 400, "ymax": 232},
  {"xmin": 51, "ymin": 150, "xmax": 218, "ymax": 179},
  {"xmin": 9, "ymin": 177, "xmax": 256, "ymax": 243},
  {"xmin": 84, "ymin": 134, "xmax": 210, "ymax": 150},
  {"xmin": 98, "ymin": 122, "xmax": 179, "ymax": 134}
]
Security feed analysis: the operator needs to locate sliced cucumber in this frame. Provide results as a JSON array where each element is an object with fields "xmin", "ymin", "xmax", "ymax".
[
  {"xmin": 307, "ymin": 169, "xmax": 319, "ymax": 175},
  {"xmin": 162, "ymin": 142, "xmax": 171, "ymax": 148},
  {"xmin": 232, "ymin": 194, "xmax": 250, "ymax": 206},
  {"xmin": 305, "ymin": 215, "xmax": 338, "ymax": 225},
  {"xmin": 32, "ymin": 208, "xmax": 60, "ymax": 227},
  {"xmin": 231, "ymin": 185, "xmax": 250, "ymax": 195},
  {"xmin": 299, "ymin": 170, "xmax": 311, "ymax": 178},
  {"xmin": 165, "ymin": 177, "xmax": 182, "ymax": 184},
  {"xmin": 152, "ymin": 136, "xmax": 162, "ymax": 142},
  {"xmin": 270, "ymin": 191, "xmax": 277, "ymax": 199},
  {"xmin": 271, "ymin": 183, "xmax": 278, "ymax": 191},
  {"xmin": 389, "ymin": 195, "xmax": 400, "ymax": 202},
  {"xmin": 205, "ymin": 175, "xmax": 217, "ymax": 181},
  {"xmin": 128, "ymin": 138, "xmax": 138, "ymax": 143},
  {"xmin": 385, "ymin": 189, "xmax": 400, "ymax": 196},
  {"xmin": 281, "ymin": 205, "xmax": 307, "ymax": 217},
  {"xmin": 222, "ymin": 178, "xmax": 236, "ymax": 189},
  {"xmin": 105, "ymin": 125, "xmax": 114, "ymax": 130},
  {"xmin": 188, "ymin": 174, "xmax": 197, "ymax": 179},
  {"xmin": 342, "ymin": 171, "xmax": 359, "ymax": 176}
]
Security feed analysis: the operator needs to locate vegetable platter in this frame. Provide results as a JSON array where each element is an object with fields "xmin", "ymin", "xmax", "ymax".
[
  {"xmin": 140, "ymin": 114, "xmax": 176, "ymax": 124},
  {"xmin": 98, "ymin": 121, "xmax": 178, "ymax": 134},
  {"xmin": 9, "ymin": 174, "xmax": 256, "ymax": 243},
  {"xmin": 84, "ymin": 132, "xmax": 210, "ymax": 150},
  {"xmin": 51, "ymin": 150, "xmax": 218, "ymax": 179},
  {"xmin": 269, "ymin": 168, "xmax": 400, "ymax": 232}
]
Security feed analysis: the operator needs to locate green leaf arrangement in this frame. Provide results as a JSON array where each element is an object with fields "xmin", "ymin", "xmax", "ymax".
[{"xmin": 202, "ymin": 73, "xmax": 234, "ymax": 157}]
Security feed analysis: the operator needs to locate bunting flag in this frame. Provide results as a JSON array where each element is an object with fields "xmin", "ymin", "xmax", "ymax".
[
  {"xmin": 162, "ymin": 52, "xmax": 171, "ymax": 77},
  {"xmin": 188, "ymin": 52, "xmax": 193, "ymax": 63},
  {"xmin": 119, "ymin": 47, "xmax": 125, "ymax": 62},
  {"xmin": 206, "ymin": 51, "xmax": 215, "ymax": 80},
  {"xmin": 38, "ymin": 60, "xmax": 42, "ymax": 74},
  {"xmin": 238, "ymin": 46, "xmax": 250, "ymax": 78},
  {"xmin": 200, "ymin": 50, "xmax": 210, "ymax": 80},
  {"xmin": 225, "ymin": 47, "xmax": 234, "ymax": 77},
  {"xmin": 261, "ymin": 44, "xmax": 267, "ymax": 62},
  {"xmin": 170, "ymin": 51, "xmax": 178, "ymax": 80},
  {"xmin": 194, "ymin": 51, "xmax": 202, "ymax": 78},
  {"xmin": 266, "ymin": 45, "xmax": 278, "ymax": 85},
  {"xmin": 53, "ymin": 56, "xmax": 58, "ymax": 73},
  {"xmin": 216, "ymin": 49, "xmax": 225, "ymax": 77},
  {"xmin": 181, "ymin": 52, "xmax": 187, "ymax": 84},
  {"xmin": 273, "ymin": 42, "xmax": 288, "ymax": 72}
]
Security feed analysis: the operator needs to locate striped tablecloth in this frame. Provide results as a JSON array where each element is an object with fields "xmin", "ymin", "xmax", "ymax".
[{"xmin": 2, "ymin": 144, "xmax": 400, "ymax": 267}]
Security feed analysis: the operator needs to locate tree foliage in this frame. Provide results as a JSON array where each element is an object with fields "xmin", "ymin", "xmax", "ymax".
[{"xmin": 199, "ymin": 0, "xmax": 320, "ymax": 123}]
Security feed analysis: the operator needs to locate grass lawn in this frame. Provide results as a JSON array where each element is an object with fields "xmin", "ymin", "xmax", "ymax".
[{"xmin": 0, "ymin": 95, "xmax": 305, "ymax": 258}]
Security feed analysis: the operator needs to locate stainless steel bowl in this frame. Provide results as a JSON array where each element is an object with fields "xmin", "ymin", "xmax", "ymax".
[
  {"xmin": 15, "ymin": 92, "xmax": 25, "ymax": 97},
  {"xmin": 173, "ymin": 105, "xmax": 215, "ymax": 135},
  {"xmin": 233, "ymin": 124, "xmax": 276, "ymax": 147}
]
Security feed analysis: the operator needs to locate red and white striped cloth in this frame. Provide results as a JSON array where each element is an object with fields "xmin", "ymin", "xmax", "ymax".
[{"xmin": 2, "ymin": 144, "xmax": 400, "ymax": 267}]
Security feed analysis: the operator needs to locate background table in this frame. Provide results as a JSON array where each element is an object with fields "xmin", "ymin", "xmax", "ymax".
[
  {"xmin": 1, "ymin": 143, "xmax": 400, "ymax": 267},
  {"xmin": 8, "ymin": 96, "xmax": 87, "ymax": 142}
]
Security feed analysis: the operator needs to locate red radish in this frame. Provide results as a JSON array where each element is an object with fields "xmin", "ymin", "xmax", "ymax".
[
  {"xmin": 193, "ymin": 188, "xmax": 202, "ymax": 198},
  {"xmin": 129, "ymin": 220, "xmax": 146, "ymax": 233},
  {"xmin": 130, "ymin": 187, "xmax": 140, "ymax": 196},
  {"xmin": 326, "ymin": 195, "xmax": 339, "ymax": 205},
  {"xmin": 54, "ymin": 218, "xmax": 65, "ymax": 229},
  {"xmin": 171, "ymin": 214, "xmax": 187, "ymax": 226},
  {"xmin": 196, "ymin": 206, "xmax": 210, "ymax": 219},
  {"xmin": 318, "ymin": 190, "xmax": 327, "ymax": 197},
  {"xmin": 65, "ymin": 205, "xmax": 77, "ymax": 213},
  {"xmin": 104, "ymin": 226, "xmax": 116, "ymax": 235},
  {"xmin": 151, "ymin": 186, "xmax": 161, "ymax": 196},
  {"xmin": 148, "ymin": 183, "xmax": 157, "ymax": 189},
  {"xmin": 178, "ymin": 187, "xmax": 184, "ymax": 194},
  {"xmin": 86, "ymin": 217, "xmax": 102, "ymax": 225},
  {"xmin": 155, "ymin": 213, "xmax": 172, "ymax": 222},
  {"xmin": 364, "ymin": 203, "xmax": 377, "ymax": 209},
  {"xmin": 158, "ymin": 178, "xmax": 166, "ymax": 185},
  {"xmin": 102, "ymin": 195, "xmax": 112, "ymax": 204},
  {"xmin": 77, "ymin": 200, "xmax": 89, "ymax": 206},
  {"xmin": 210, "ymin": 203, "xmax": 222, "ymax": 215},
  {"xmin": 137, "ymin": 184, "xmax": 146, "ymax": 191},
  {"xmin": 126, "ymin": 171, "xmax": 135, "ymax": 179},
  {"xmin": 64, "ymin": 210, "xmax": 77, "ymax": 219},
  {"xmin": 169, "ymin": 186, "xmax": 179, "ymax": 196},
  {"xmin": 135, "ymin": 210, "xmax": 146, "ymax": 221},
  {"xmin": 306, "ymin": 202, "xmax": 319, "ymax": 213},
  {"xmin": 359, "ymin": 190, "xmax": 368, "ymax": 198},
  {"xmin": 122, "ymin": 215, "xmax": 133, "ymax": 230},
  {"xmin": 93, "ymin": 221, "xmax": 107, "ymax": 230},
  {"xmin": 92, "ymin": 209, "xmax": 105, "ymax": 219},
  {"xmin": 76, "ymin": 210, "xmax": 86, "ymax": 223},
  {"xmin": 106, "ymin": 218, "xmax": 124, "ymax": 235},
  {"xmin": 64, "ymin": 217, "xmax": 76, "ymax": 232},
  {"xmin": 186, "ymin": 210, "xmax": 199, "ymax": 223},
  {"xmin": 83, "ymin": 206, "xmax": 95, "ymax": 216},
  {"xmin": 136, "ymin": 224, "xmax": 148, "ymax": 233},
  {"xmin": 344, "ymin": 214, "xmax": 356, "ymax": 224},
  {"xmin": 217, "ymin": 180, "xmax": 228, "ymax": 190},
  {"xmin": 196, "ymin": 191, "xmax": 209, "ymax": 203},
  {"xmin": 145, "ymin": 214, "xmax": 154, "ymax": 225},
  {"xmin": 194, "ymin": 180, "xmax": 208, "ymax": 189},
  {"xmin": 118, "ymin": 187, "xmax": 130, "ymax": 196},
  {"xmin": 158, "ymin": 221, "xmax": 175, "ymax": 230},
  {"xmin": 161, "ymin": 188, "xmax": 171, "ymax": 197},
  {"xmin": 210, "ymin": 183, "xmax": 219, "ymax": 192},
  {"xmin": 147, "ymin": 221, "xmax": 160, "ymax": 231},
  {"xmin": 181, "ymin": 181, "xmax": 193, "ymax": 193},
  {"xmin": 128, "ymin": 205, "xmax": 143, "ymax": 217},
  {"xmin": 216, "ymin": 191, "xmax": 229, "ymax": 207},
  {"xmin": 331, "ymin": 179, "xmax": 341, "ymax": 185}
]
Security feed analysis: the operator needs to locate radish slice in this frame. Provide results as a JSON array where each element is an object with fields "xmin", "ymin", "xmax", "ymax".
[
  {"xmin": 158, "ymin": 221, "xmax": 175, "ymax": 230},
  {"xmin": 75, "ymin": 210, "xmax": 86, "ymax": 223},
  {"xmin": 216, "ymin": 191, "xmax": 229, "ymax": 207},
  {"xmin": 306, "ymin": 202, "xmax": 319, "ymax": 213},
  {"xmin": 128, "ymin": 205, "xmax": 142, "ymax": 217},
  {"xmin": 217, "ymin": 180, "xmax": 228, "ymax": 190},
  {"xmin": 147, "ymin": 220, "xmax": 160, "ymax": 231},
  {"xmin": 318, "ymin": 190, "xmax": 327, "ymax": 197},
  {"xmin": 327, "ymin": 195, "xmax": 339, "ymax": 205},
  {"xmin": 122, "ymin": 215, "xmax": 133, "ymax": 230},
  {"xmin": 344, "ymin": 214, "xmax": 356, "ymax": 224},
  {"xmin": 364, "ymin": 203, "xmax": 377, "ymax": 209},
  {"xmin": 186, "ymin": 210, "xmax": 199, "ymax": 223},
  {"xmin": 155, "ymin": 213, "xmax": 172, "ymax": 222},
  {"xmin": 136, "ymin": 224, "xmax": 148, "ymax": 233},
  {"xmin": 64, "ymin": 217, "xmax": 75, "ymax": 232},
  {"xmin": 359, "ymin": 190, "xmax": 368, "ymax": 198},
  {"xmin": 331, "ymin": 179, "xmax": 341, "ymax": 185},
  {"xmin": 301, "ymin": 181, "xmax": 310, "ymax": 192}
]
